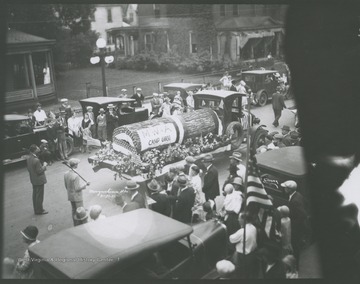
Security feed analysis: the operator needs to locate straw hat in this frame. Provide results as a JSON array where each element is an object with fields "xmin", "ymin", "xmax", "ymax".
[
  {"xmin": 40, "ymin": 139, "xmax": 48, "ymax": 144},
  {"xmin": 86, "ymin": 106, "xmax": 93, "ymax": 111},
  {"xmin": 107, "ymin": 104, "xmax": 115, "ymax": 109},
  {"xmin": 232, "ymin": 177, "xmax": 243, "ymax": 186},
  {"xmin": 89, "ymin": 205, "xmax": 102, "ymax": 220},
  {"xmin": 99, "ymin": 108, "xmax": 105, "ymax": 113},
  {"xmin": 147, "ymin": 179, "xmax": 162, "ymax": 192},
  {"xmin": 230, "ymin": 152, "xmax": 242, "ymax": 162},
  {"xmin": 125, "ymin": 180, "xmax": 140, "ymax": 191},
  {"xmin": 60, "ymin": 98, "xmax": 68, "ymax": 103},
  {"xmin": 73, "ymin": 207, "xmax": 88, "ymax": 221}
]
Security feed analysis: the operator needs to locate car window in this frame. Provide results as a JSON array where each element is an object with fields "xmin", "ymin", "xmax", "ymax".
[
  {"xmin": 4, "ymin": 120, "xmax": 32, "ymax": 137},
  {"xmin": 110, "ymin": 239, "xmax": 191, "ymax": 279},
  {"xmin": 243, "ymin": 75, "xmax": 255, "ymax": 82}
]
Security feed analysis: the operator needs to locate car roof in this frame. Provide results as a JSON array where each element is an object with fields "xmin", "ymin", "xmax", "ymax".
[
  {"xmin": 163, "ymin": 83, "xmax": 204, "ymax": 90},
  {"xmin": 29, "ymin": 209, "xmax": 193, "ymax": 279},
  {"xmin": 79, "ymin": 97, "xmax": 135, "ymax": 105},
  {"xmin": 256, "ymin": 146, "xmax": 307, "ymax": 178},
  {"xmin": 4, "ymin": 114, "xmax": 29, "ymax": 121},
  {"xmin": 242, "ymin": 70, "xmax": 277, "ymax": 75},
  {"xmin": 194, "ymin": 90, "xmax": 246, "ymax": 99}
]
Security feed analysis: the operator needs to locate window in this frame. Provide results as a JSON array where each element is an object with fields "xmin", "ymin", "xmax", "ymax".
[
  {"xmin": 107, "ymin": 32, "xmax": 113, "ymax": 45},
  {"xmin": 220, "ymin": 5, "xmax": 226, "ymax": 16},
  {"xmin": 153, "ymin": 4, "xmax": 160, "ymax": 18},
  {"xmin": 189, "ymin": 32, "xmax": 197, "ymax": 54},
  {"xmin": 233, "ymin": 5, "xmax": 239, "ymax": 16},
  {"xmin": 6, "ymin": 54, "xmax": 31, "ymax": 92},
  {"xmin": 107, "ymin": 8, "xmax": 112, "ymax": 23},
  {"xmin": 32, "ymin": 52, "xmax": 51, "ymax": 86},
  {"xmin": 145, "ymin": 33, "xmax": 154, "ymax": 51}
]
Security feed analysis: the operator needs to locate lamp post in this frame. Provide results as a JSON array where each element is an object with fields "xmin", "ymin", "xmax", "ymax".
[{"xmin": 90, "ymin": 38, "xmax": 114, "ymax": 97}]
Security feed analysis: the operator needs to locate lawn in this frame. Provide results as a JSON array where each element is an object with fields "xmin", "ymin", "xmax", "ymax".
[{"xmin": 56, "ymin": 67, "xmax": 221, "ymax": 101}]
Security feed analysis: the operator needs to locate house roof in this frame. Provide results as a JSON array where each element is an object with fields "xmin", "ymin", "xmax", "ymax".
[
  {"xmin": 6, "ymin": 29, "xmax": 55, "ymax": 45},
  {"xmin": 215, "ymin": 16, "xmax": 283, "ymax": 31}
]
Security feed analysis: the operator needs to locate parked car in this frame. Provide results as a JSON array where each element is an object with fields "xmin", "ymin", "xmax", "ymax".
[
  {"xmin": 256, "ymin": 146, "xmax": 308, "ymax": 207},
  {"xmin": 163, "ymin": 83, "xmax": 204, "ymax": 106},
  {"xmin": 193, "ymin": 89, "xmax": 267, "ymax": 151},
  {"xmin": 29, "ymin": 209, "xmax": 228, "ymax": 279},
  {"xmin": 3, "ymin": 114, "xmax": 73, "ymax": 165},
  {"xmin": 79, "ymin": 97, "xmax": 149, "ymax": 127},
  {"xmin": 241, "ymin": 70, "xmax": 279, "ymax": 107}
]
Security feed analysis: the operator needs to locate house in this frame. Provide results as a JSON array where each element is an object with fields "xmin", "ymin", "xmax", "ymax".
[
  {"xmin": 5, "ymin": 29, "xmax": 57, "ymax": 111},
  {"xmin": 122, "ymin": 4, "xmax": 138, "ymax": 26},
  {"xmin": 107, "ymin": 4, "xmax": 288, "ymax": 63},
  {"xmin": 90, "ymin": 4, "xmax": 130, "ymax": 52}
]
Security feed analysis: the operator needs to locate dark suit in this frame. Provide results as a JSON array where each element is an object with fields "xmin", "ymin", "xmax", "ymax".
[
  {"xmin": 289, "ymin": 191, "xmax": 309, "ymax": 260},
  {"xmin": 173, "ymin": 187, "xmax": 195, "ymax": 224},
  {"xmin": 123, "ymin": 201, "xmax": 140, "ymax": 213},
  {"xmin": 203, "ymin": 165, "xmax": 220, "ymax": 201},
  {"xmin": 130, "ymin": 191, "xmax": 146, "ymax": 208},
  {"xmin": 150, "ymin": 191, "xmax": 171, "ymax": 217},
  {"xmin": 26, "ymin": 154, "xmax": 47, "ymax": 214},
  {"xmin": 131, "ymin": 93, "xmax": 144, "ymax": 107},
  {"xmin": 271, "ymin": 92, "xmax": 286, "ymax": 127},
  {"xmin": 230, "ymin": 85, "xmax": 237, "ymax": 92},
  {"xmin": 262, "ymin": 260, "xmax": 286, "ymax": 279}
]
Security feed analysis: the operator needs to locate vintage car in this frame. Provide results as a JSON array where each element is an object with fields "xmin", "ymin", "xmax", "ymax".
[
  {"xmin": 193, "ymin": 89, "xmax": 268, "ymax": 151},
  {"xmin": 241, "ymin": 70, "xmax": 279, "ymax": 107},
  {"xmin": 29, "ymin": 209, "xmax": 228, "ymax": 279},
  {"xmin": 163, "ymin": 83, "xmax": 204, "ymax": 105},
  {"xmin": 3, "ymin": 114, "xmax": 73, "ymax": 165},
  {"xmin": 79, "ymin": 97, "xmax": 149, "ymax": 127},
  {"xmin": 256, "ymin": 146, "xmax": 308, "ymax": 207}
]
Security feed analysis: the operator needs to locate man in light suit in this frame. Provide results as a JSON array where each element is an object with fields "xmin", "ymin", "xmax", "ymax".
[
  {"xmin": 64, "ymin": 158, "xmax": 90, "ymax": 225},
  {"xmin": 202, "ymin": 154, "xmax": 220, "ymax": 202},
  {"xmin": 26, "ymin": 145, "xmax": 48, "ymax": 215}
]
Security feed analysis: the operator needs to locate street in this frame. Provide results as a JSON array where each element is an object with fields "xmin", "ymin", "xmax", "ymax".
[{"xmin": 2, "ymin": 98, "xmax": 322, "ymax": 278}]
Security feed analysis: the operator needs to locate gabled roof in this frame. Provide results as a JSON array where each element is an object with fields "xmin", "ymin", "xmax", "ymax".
[
  {"xmin": 215, "ymin": 16, "xmax": 283, "ymax": 31},
  {"xmin": 6, "ymin": 29, "xmax": 55, "ymax": 45}
]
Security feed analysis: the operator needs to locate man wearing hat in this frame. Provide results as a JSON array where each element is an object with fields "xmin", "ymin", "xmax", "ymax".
[
  {"xmin": 89, "ymin": 205, "xmax": 106, "ymax": 222},
  {"xmin": 229, "ymin": 152, "xmax": 246, "ymax": 181},
  {"xmin": 131, "ymin": 87, "xmax": 144, "ymax": 107},
  {"xmin": 287, "ymin": 131, "xmax": 300, "ymax": 146},
  {"xmin": 27, "ymin": 145, "xmax": 48, "ymax": 215},
  {"xmin": 118, "ymin": 88, "xmax": 128, "ymax": 98},
  {"xmin": 73, "ymin": 207, "xmax": 88, "ymax": 226},
  {"xmin": 125, "ymin": 180, "xmax": 146, "ymax": 209},
  {"xmin": 64, "ymin": 158, "xmax": 90, "ymax": 226},
  {"xmin": 53, "ymin": 111, "xmax": 69, "ymax": 160},
  {"xmin": 281, "ymin": 180, "xmax": 310, "ymax": 262},
  {"xmin": 147, "ymin": 179, "xmax": 171, "ymax": 217},
  {"xmin": 33, "ymin": 103, "xmax": 47, "ymax": 127},
  {"xmin": 96, "ymin": 108, "xmax": 107, "ymax": 141},
  {"xmin": 273, "ymin": 133, "xmax": 286, "ymax": 148},
  {"xmin": 281, "ymin": 125, "xmax": 291, "ymax": 146},
  {"xmin": 59, "ymin": 98, "xmax": 72, "ymax": 122},
  {"xmin": 271, "ymin": 86, "xmax": 287, "ymax": 127},
  {"xmin": 115, "ymin": 192, "xmax": 140, "ymax": 213},
  {"xmin": 15, "ymin": 225, "xmax": 40, "ymax": 278},
  {"xmin": 173, "ymin": 175, "xmax": 195, "ymax": 224},
  {"xmin": 202, "ymin": 154, "xmax": 220, "ymax": 202},
  {"xmin": 106, "ymin": 104, "xmax": 119, "ymax": 139},
  {"xmin": 150, "ymin": 93, "xmax": 161, "ymax": 117},
  {"xmin": 39, "ymin": 139, "xmax": 53, "ymax": 165}
]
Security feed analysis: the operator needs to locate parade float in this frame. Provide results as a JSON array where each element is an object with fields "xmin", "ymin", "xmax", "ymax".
[{"xmin": 88, "ymin": 90, "xmax": 268, "ymax": 181}]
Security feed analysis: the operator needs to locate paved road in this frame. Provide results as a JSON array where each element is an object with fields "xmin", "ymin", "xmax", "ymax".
[{"xmin": 2, "ymin": 98, "xmax": 322, "ymax": 278}]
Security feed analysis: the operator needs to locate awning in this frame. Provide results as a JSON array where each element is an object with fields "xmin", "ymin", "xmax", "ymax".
[{"xmin": 239, "ymin": 30, "xmax": 275, "ymax": 49}]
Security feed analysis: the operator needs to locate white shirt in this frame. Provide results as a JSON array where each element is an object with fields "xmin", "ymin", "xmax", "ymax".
[
  {"xmin": 67, "ymin": 117, "xmax": 81, "ymax": 136},
  {"xmin": 223, "ymin": 191, "xmax": 242, "ymax": 214},
  {"xmin": 289, "ymin": 191, "xmax": 296, "ymax": 201},
  {"xmin": 229, "ymin": 223, "xmax": 257, "ymax": 254},
  {"xmin": 33, "ymin": 109, "xmax": 47, "ymax": 122},
  {"xmin": 236, "ymin": 164, "xmax": 246, "ymax": 181},
  {"xmin": 161, "ymin": 102, "xmax": 172, "ymax": 117},
  {"xmin": 186, "ymin": 95, "xmax": 194, "ymax": 110},
  {"xmin": 190, "ymin": 174, "xmax": 205, "ymax": 204}
]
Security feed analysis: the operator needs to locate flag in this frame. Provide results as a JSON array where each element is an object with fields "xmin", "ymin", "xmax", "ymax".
[{"xmin": 245, "ymin": 153, "xmax": 273, "ymax": 208}]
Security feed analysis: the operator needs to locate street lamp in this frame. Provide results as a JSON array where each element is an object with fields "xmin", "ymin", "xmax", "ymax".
[{"xmin": 90, "ymin": 38, "xmax": 114, "ymax": 97}]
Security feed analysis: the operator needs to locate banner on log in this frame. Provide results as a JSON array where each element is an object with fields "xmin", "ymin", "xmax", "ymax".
[{"xmin": 137, "ymin": 123, "xmax": 177, "ymax": 151}]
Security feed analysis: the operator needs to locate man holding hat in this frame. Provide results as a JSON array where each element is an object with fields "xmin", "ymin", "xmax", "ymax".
[
  {"xmin": 173, "ymin": 175, "xmax": 195, "ymax": 224},
  {"xmin": 202, "ymin": 153, "xmax": 220, "ymax": 202},
  {"xmin": 15, "ymin": 225, "xmax": 40, "ymax": 278},
  {"xmin": 27, "ymin": 145, "xmax": 48, "ymax": 215},
  {"xmin": 150, "ymin": 93, "xmax": 161, "ymax": 117},
  {"xmin": 64, "ymin": 158, "xmax": 90, "ymax": 226},
  {"xmin": 73, "ymin": 207, "xmax": 88, "ymax": 226},
  {"xmin": 131, "ymin": 87, "xmax": 144, "ymax": 107},
  {"xmin": 125, "ymin": 180, "xmax": 146, "ymax": 209},
  {"xmin": 106, "ymin": 104, "xmax": 119, "ymax": 139},
  {"xmin": 281, "ymin": 180, "xmax": 310, "ymax": 262},
  {"xmin": 96, "ymin": 108, "xmax": 107, "ymax": 141},
  {"xmin": 148, "ymin": 179, "xmax": 171, "ymax": 217}
]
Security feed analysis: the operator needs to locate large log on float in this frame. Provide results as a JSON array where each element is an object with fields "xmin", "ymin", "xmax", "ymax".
[{"xmin": 112, "ymin": 109, "xmax": 223, "ymax": 154}]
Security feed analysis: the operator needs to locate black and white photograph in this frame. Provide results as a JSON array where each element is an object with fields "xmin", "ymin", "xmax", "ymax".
[{"xmin": 1, "ymin": 1, "xmax": 360, "ymax": 280}]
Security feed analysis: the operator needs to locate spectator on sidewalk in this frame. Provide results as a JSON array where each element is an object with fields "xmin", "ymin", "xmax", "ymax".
[
  {"xmin": 147, "ymin": 179, "xmax": 171, "ymax": 217},
  {"xmin": 272, "ymin": 86, "xmax": 287, "ymax": 127},
  {"xmin": 222, "ymin": 184, "xmax": 242, "ymax": 235},
  {"xmin": 125, "ymin": 180, "xmax": 146, "ymax": 209},
  {"xmin": 202, "ymin": 154, "xmax": 220, "ymax": 202},
  {"xmin": 15, "ymin": 226, "xmax": 40, "ymax": 279},
  {"xmin": 89, "ymin": 205, "xmax": 106, "ymax": 222},
  {"xmin": 173, "ymin": 175, "xmax": 196, "ymax": 224},
  {"xmin": 96, "ymin": 108, "xmax": 107, "ymax": 141}
]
